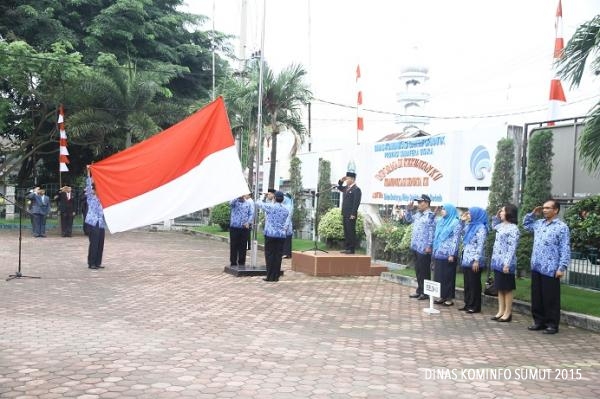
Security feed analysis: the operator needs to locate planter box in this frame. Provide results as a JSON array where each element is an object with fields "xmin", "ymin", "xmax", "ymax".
[{"xmin": 291, "ymin": 250, "xmax": 387, "ymax": 277}]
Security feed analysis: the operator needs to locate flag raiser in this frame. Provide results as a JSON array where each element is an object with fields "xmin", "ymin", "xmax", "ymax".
[{"xmin": 90, "ymin": 97, "xmax": 250, "ymax": 233}]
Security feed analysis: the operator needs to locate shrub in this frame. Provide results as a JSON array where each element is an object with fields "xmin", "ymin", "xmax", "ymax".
[
  {"xmin": 372, "ymin": 222, "xmax": 413, "ymax": 264},
  {"xmin": 318, "ymin": 208, "xmax": 365, "ymax": 248},
  {"xmin": 209, "ymin": 202, "xmax": 230, "ymax": 231},
  {"xmin": 564, "ymin": 195, "xmax": 600, "ymax": 252}
]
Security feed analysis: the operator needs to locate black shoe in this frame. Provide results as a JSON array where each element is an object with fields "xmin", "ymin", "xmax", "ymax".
[
  {"xmin": 491, "ymin": 315, "xmax": 501, "ymax": 321},
  {"xmin": 88, "ymin": 266, "xmax": 98, "ymax": 269},
  {"xmin": 96, "ymin": 265, "xmax": 104, "ymax": 269},
  {"xmin": 434, "ymin": 299, "xmax": 445, "ymax": 305},
  {"xmin": 409, "ymin": 293, "xmax": 420, "ymax": 299},
  {"xmin": 528, "ymin": 324, "xmax": 546, "ymax": 331},
  {"xmin": 443, "ymin": 301, "xmax": 454, "ymax": 307},
  {"xmin": 458, "ymin": 306, "xmax": 468, "ymax": 311},
  {"xmin": 466, "ymin": 309, "xmax": 480, "ymax": 314},
  {"xmin": 417, "ymin": 294, "xmax": 429, "ymax": 300},
  {"xmin": 543, "ymin": 327, "xmax": 558, "ymax": 334},
  {"xmin": 498, "ymin": 315, "xmax": 512, "ymax": 322}
]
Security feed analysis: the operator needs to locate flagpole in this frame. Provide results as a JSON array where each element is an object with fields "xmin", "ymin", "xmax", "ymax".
[{"xmin": 250, "ymin": 0, "xmax": 267, "ymax": 268}]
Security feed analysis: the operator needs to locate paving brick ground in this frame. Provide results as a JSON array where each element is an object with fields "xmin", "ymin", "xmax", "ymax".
[{"xmin": 1, "ymin": 228, "xmax": 599, "ymax": 399}]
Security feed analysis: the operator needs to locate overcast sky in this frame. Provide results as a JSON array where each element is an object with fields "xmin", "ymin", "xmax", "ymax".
[{"xmin": 185, "ymin": 0, "xmax": 600, "ymax": 149}]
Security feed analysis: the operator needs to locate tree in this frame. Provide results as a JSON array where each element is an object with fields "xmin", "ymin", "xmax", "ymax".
[
  {"xmin": 66, "ymin": 54, "xmax": 176, "ymax": 156},
  {"xmin": 262, "ymin": 63, "xmax": 312, "ymax": 188},
  {"xmin": 316, "ymin": 158, "xmax": 334, "ymax": 232},
  {"xmin": 0, "ymin": 40, "xmax": 88, "ymax": 185},
  {"xmin": 288, "ymin": 156, "xmax": 307, "ymax": 234},
  {"xmin": 557, "ymin": 15, "xmax": 600, "ymax": 173},
  {"xmin": 486, "ymin": 138, "xmax": 515, "ymax": 216},
  {"xmin": 521, "ymin": 130, "xmax": 554, "ymax": 213}
]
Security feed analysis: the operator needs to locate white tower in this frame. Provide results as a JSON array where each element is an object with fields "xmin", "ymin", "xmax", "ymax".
[{"xmin": 395, "ymin": 47, "xmax": 431, "ymax": 133}]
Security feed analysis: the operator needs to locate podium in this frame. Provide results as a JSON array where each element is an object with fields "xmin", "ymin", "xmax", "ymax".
[{"xmin": 291, "ymin": 251, "xmax": 387, "ymax": 277}]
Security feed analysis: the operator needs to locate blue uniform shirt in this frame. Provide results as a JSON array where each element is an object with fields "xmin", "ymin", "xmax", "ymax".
[
  {"xmin": 490, "ymin": 217, "xmax": 520, "ymax": 274},
  {"xmin": 460, "ymin": 224, "xmax": 487, "ymax": 268},
  {"xmin": 256, "ymin": 200, "xmax": 289, "ymax": 238},
  {"xmin": 523, "ymin": 212, "xmax": 571, "ymax": 277},
  {"xmin": 404, "ymin": 208, "xmax": 435, "ymax": 254},
  {"xmin": 229, "ymin": 198, "xmax": 254, "ymax": 228},
  {"xmin": 85, "ymin": 177, "xmax": 105, "ymax": 229},
  {"xmin": 432, "ymin": 223, "xmax": 461, "ymax": 260}
]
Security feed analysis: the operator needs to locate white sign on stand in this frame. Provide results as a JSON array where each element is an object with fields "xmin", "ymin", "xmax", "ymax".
[{"xmin": 423, "ymin": 279, "xmax": 441, "ymax": 314}]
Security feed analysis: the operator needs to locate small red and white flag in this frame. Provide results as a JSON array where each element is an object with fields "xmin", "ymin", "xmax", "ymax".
[
  {"xmin": 90, "ymin": 97, "xmax": 249, "ymax": 233},
  {"xmin": 356, "ymin": 64, "xmax": 364, "ymax": 133},
  {"xmin": 548, "ymin": 0, "xmax": 566, "ymax": 125},
  {"xmin": 58, "ymin": 105, "xmax": 69, "ymax": 172}
]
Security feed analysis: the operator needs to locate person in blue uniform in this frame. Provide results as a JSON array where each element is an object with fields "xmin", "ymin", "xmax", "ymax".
[
  {"xmin": 256, "ymin": 191, "xmax": 290, "ymax": 282},
  {"xmin": 459, "ymin": 207, "xmax": 488, "ymax": 314},
  {"xmin": 523, "ymin": 199, "xmax": 570, "ymax": 334},
  {"xmin": 229, "ymin": 194, "xmax": 254, "ymax": 267},
  {"xmin": 85, "ymin": 165, "xmax": 106, "ymax": 270},
  {"xmin": 404, "ymin": 194, "xmax": 436, "ymax": 300}
]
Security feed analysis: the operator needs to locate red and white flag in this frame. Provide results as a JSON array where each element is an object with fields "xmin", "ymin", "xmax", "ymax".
[
  {"xmin": 58, "ymin": 105, "xmax": 69, "ymax": 172},
  {"xmin": 90, "ymin": 97, "xmax": 249, "ymax": 233}
]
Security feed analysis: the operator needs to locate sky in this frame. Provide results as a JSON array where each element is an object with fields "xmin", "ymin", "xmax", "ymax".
[{"xmin": 184, "ymin": 0, "xmax": 600, "ymax": 152}]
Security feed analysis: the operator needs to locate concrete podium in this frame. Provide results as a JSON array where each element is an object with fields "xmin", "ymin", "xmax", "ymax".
[{"xmin": 291, "ymin": 251, "xmax": 387, "ymax": 277}]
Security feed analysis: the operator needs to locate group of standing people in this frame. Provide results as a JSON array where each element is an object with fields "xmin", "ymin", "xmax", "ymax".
[
  {"xmin": 404, "ymin": 195, "xmax": 570, "ymax": 334},
  {"xmin": 229, "ymin": 189, "xmax": 293, "ymax": 282}
]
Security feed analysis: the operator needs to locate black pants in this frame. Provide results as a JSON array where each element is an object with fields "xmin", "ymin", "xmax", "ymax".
[
  {"xmin": 463, "ymin": 267, "xmax": 482, "ymax": 311},
  {"xmin": 60, "ymin": 211, "xmax": 74, "ymax": 237},
  {"xmin": 434, "ymin": 258, "xmax": 457, "ymax": 300},
  {"xmin": 414, "ymin": 251, "xmax": 432, "ymax": 295},
  {"xmin": 531, "ymin": 270, "xmax": 561, "ymax": 330},
  {"xmin": 283, "ymin": 234, "xmax": 292, "ymax": 257},
  {"xmin": 229, "ymin": 227, "xmax": 250, "ymax": 266},
  {"xmin": 264, "ymin": 236, "xmax": 285, "ymax": 281},
  {"xmin": 342, "ymin": 215, "xmax": 357, "ymax": 252},
  {"xmin": 87, "ymin": 222, "xmax": 105, "ymax": 267}
]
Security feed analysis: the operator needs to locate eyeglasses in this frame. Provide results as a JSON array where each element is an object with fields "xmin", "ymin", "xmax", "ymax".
[{"xmin": 542, "ymin": 207, "xmax": 556, "ymax": 210}]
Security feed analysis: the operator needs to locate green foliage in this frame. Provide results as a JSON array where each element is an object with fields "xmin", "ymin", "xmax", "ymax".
[
  {"xmin": 521, "ymin": 130, "xmax": 553, "ymax": 213},
  {"xmin": 209, "ymin": 202, "xmax": 230, "ymax": 231},
  {"xmin": 564, "ymin": 195, "xmax": 600, "ymax": 252},
  {"xmin": 372, "ymin": 222, "xmax": 413, "ymax": 264},
  {"xmin": 317, "ymin": 208, "xmax": 364, "ymax": 246},
  {"xmin": 289, "ymin": 157, "xmax": 307, "ymax": 231},
  {"xmin": 516, "ymin": 228, "xmax": 533, "ymax": 277},
  {"xmin": 486, "ymin": 138, "xmax": 515, "ymax": 216},
  {"xmin": 316, "ymin": 158, "xmax": 334, "ymax": 231}
]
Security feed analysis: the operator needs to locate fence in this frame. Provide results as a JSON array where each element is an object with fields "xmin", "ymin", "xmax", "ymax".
[{"xmin": 566, "ymin": 250, "xmax": 600, "ymax": 291}]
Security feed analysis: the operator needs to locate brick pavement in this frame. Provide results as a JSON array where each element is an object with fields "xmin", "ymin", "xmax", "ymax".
[{"xmin": 0, "ymin": 229, "xmax": 599, "ymax": 399}]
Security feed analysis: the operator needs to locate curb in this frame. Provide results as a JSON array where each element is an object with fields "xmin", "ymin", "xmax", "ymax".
[{"xmin": 380, "ymin": 271, "xmax": 600, "ymax": 333}]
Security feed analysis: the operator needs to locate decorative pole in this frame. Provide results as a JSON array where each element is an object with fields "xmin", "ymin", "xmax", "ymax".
[
  {"xmin": 356, "ymin": 64, "xmax": 363, "ymax": 145},
  {"xmin": 548, "ymin": 0, "xmax": 566, "ymax": 125},
  {"xmin": 58, "ymin": 104, "xmax": 69, "ymax": 187}
]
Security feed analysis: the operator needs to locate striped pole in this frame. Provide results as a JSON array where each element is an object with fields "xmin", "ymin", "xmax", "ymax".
[
  {"xmin": 548, "ymin": 0, "xmax": 566, "ymax": 125},
  {"xmin": 58, "ymin": 105, "xmax": 69, "ymax": 173},
  {"xmin": 356, "ymin": 64, "xmax": 363, "ymax": 144}
]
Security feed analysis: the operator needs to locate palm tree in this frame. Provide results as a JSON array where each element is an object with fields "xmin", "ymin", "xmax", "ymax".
[
  {"xmin": 557, "ymin": 15, "xmax": 600, "ymax": 173},
  {"xmin": 67, "ymin": 55, "xmax": 176, "ymax": 156},
  {"xmin": 262, "ymin": 64, "xmax": 312, "ymax": 188}
]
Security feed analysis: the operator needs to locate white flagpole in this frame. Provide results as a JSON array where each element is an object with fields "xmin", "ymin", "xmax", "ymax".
[{"xmin": 251, "ymin": 0, "xmax": 267, "ymax": 268}]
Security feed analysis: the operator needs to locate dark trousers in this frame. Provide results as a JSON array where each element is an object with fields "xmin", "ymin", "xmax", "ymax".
[
  {"xmin": 414, "ymin": 251, "xmax": 432, "ymax": 295},
  {"xmin": 283, "ymin": 234, "xmax": 292, "ymax": 257},
  {"xmin": 229, "ymin": 227, "xmax": 250, "ymax": 266},
  {"xmin": 342, "ymin": 215, "xmax": 357, "ymax": 252},
  {"xmin": 463, "ymin": 267, "xmax": 482, "ymax": 311},
  {"xmin": 60, "ymin": 212, "xmax": 74, "ymax": 237},
  {"xmin": 531, "ymin": 270, "xmax": 561, "ymax": 329},
  {"xmin": 87, "ymin": 223, "xmax": 105, "ymax": 267},
  {"xmin": 434, "ymin": 258, "xmax": 457, "ymax": 300},
  {"xmin": 264, "ymin": 236, "xmax": 285, "ymax": 281},
  {"xmin": 31, "ymin": 213, "xmax": 43, "ymax": 236}
]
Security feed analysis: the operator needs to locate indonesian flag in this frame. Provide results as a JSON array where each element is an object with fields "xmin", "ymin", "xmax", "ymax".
[
  {"xmin": 548, "ymin": 0, "xmax": 566, "ymax": 125},
  {"xmin": 58, "ymin": 105, "xmax": 69, "ymax": 172},
  {"xmin": 90, "ymin": 97, "xmax": 249, "ymax": 233},
  {"xmin": 356, "ymin": 64, "xmax": 364, "ymax": 132}
]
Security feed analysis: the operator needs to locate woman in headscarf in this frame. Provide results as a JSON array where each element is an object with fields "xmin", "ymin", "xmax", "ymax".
[
  {"xmin": 459, "ymin": 207, "xmax": 488, "ymax": 314},
  {"xmin": 432, "ymin": 203, "xmax": 461, "ymax": 306},
  {"xmin": 490, "ymin": 204, "xmax": 520, "ymax": 322}
]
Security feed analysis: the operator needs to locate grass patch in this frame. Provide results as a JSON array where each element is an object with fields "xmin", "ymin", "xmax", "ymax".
[
  {"xmin": 391, "ymin": 267, "xmax": 600, "ymax": 317},
  {"xmin": 191, "ymin": 225, "xmax": 364, "ymax": 253}
]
